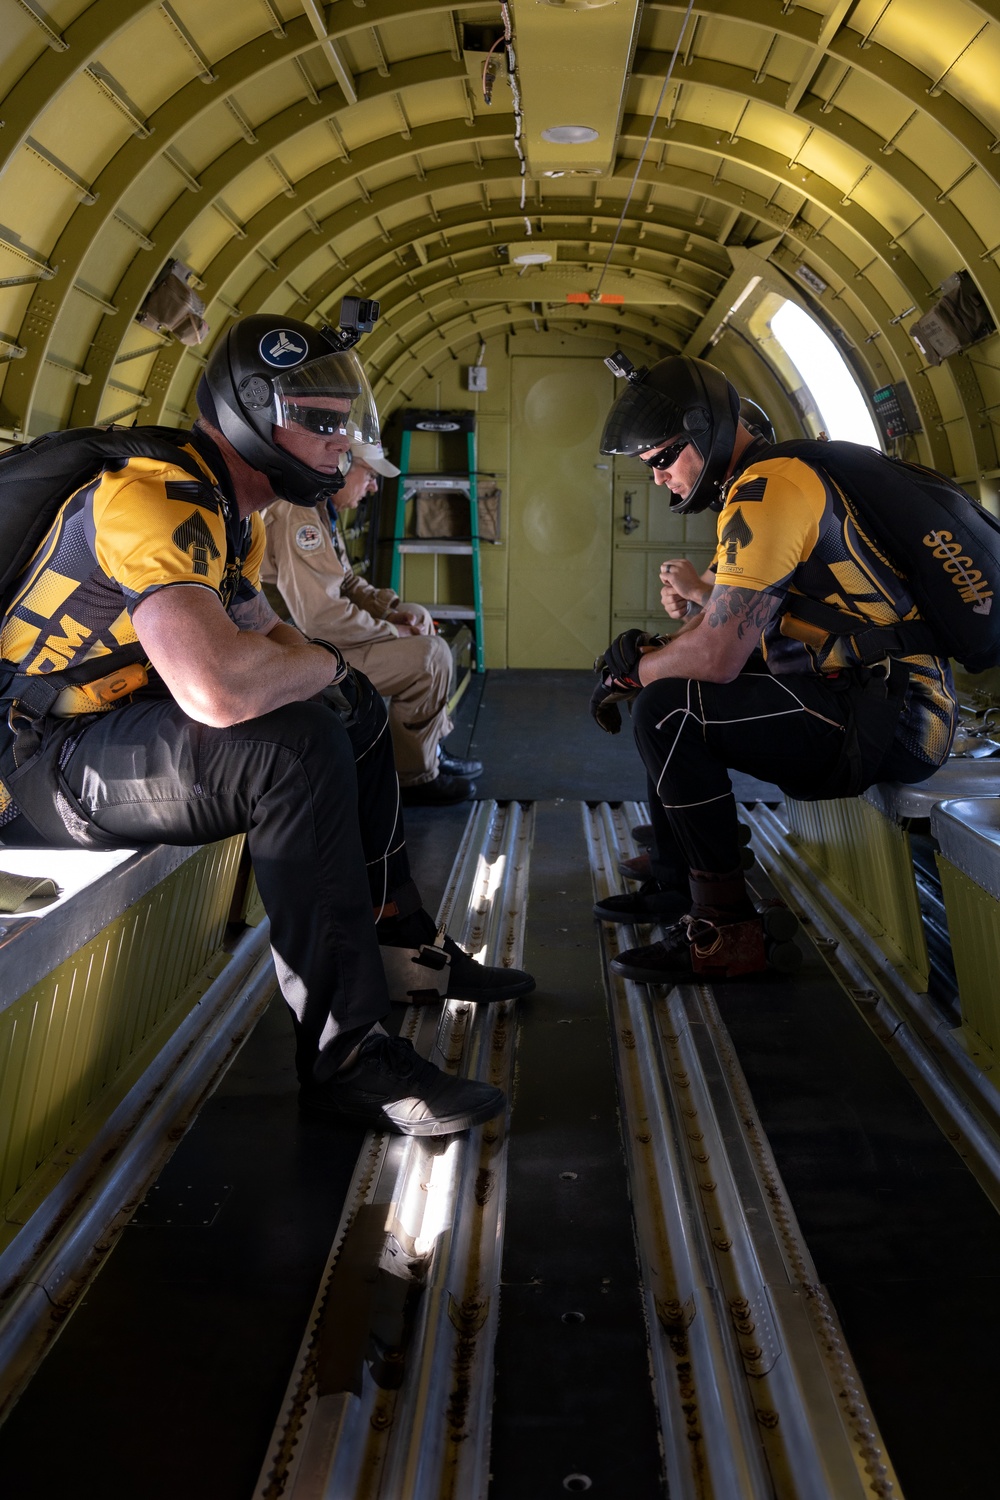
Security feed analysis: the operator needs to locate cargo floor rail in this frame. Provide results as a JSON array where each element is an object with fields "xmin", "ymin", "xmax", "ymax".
[
  {"xmin": 254, "ymin": 799, "xmax": 534, "ymax": 1500},
  {"xmin": 584, "ymin": 801, "xmax": 901, "ymax": 1500}
]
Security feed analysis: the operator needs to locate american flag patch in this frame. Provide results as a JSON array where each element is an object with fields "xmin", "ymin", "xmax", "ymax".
[{"xmin": 732, "ymin": 476, "xmax": 768, "ymax": 502}]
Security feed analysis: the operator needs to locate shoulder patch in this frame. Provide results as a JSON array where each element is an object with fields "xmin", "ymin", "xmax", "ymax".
[
  {"xmin": 294, "ymin": 522, "xmax": 325, "ymax": 553},
  {"xmin": 731, "ymin": 475, "xmax": 768, "ymax": 502}
]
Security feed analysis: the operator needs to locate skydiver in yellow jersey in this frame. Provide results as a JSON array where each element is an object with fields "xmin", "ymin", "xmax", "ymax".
[
  {"xmin": 591, "ymin": 354, "xmax": 957, "ymax": 984},
  {"xmin": 0, "ymin": 314, "xmax": 532, "ymax": 1134}
]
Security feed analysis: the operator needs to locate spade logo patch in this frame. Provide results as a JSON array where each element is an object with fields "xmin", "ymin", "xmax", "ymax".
[
  {"xmin": 172, "ymin": 510, "xmax": 221, "ymax": 576},
  {"xmin": 720, "ymin": 507, "xmax": 754, "ymax": 571}
]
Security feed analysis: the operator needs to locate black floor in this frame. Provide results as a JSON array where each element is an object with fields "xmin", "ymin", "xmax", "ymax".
[{"xmin": 1, "ymin": 670, "xmax": 998, "ymax": 1498}]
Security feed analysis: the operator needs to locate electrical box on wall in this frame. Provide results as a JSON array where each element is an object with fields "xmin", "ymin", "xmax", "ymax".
[
  {"xmin": 467, "ymin": 365, "xmax": 488, "ymax": 392},
  {"xmin": 873, "ymin": 382, "xmax": 922, "ymax": 442}
]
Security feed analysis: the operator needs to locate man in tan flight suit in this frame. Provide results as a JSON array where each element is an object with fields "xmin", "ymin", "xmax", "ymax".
[{"xmin": 261, "ymin": 441, "xmax": 482, "ymax": 804}]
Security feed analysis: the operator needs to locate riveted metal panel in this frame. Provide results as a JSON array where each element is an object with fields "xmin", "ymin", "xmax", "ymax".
[
  {"xmin": 0, "ymin": 836, "xmax": 243, "ymax": 1233},
  {"xmin": 938, "ymin": 855, "xmax": 1000, "ymax": 1061},
  {"xmin": 785, "ymin": 794, "xmax": 929, "ymax": 989}
]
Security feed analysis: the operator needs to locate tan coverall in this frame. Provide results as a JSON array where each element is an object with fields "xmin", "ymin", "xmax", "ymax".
[{"xmin": 261, "ymin": 501, "xmax": 453, "ymax": 786}]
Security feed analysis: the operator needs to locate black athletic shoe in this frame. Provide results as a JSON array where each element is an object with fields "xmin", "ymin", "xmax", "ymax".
[
  {"xmin": 439, "ymin": 931, "xmax": 535, "ymax": 1000},
  {"xmin": 401, "ymin": 772, "xmax": 476, "ymax": 805},
  {"xmin": 438, "ymin": 746, "xmax": 484, "ymax": 778},
  {"xmin": 298, "ymin": 1032, "xmax": 505, "ymax": 1135},
  {"xmin": 379, "ymin": 908, "xmax": 536, "ymax": 1004},
  {"xmin": 593, "ymin": 879, "xmax": 690, "ymax": 925}
]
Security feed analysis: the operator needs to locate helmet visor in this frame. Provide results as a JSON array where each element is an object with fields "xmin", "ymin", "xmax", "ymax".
[
  {"xmin": 600, "ymin": 381, "xmax": 685, "ymax": 456},
  {"xmin": 271, "ymin": 349, "xmax": 380, "ymax": 446}
]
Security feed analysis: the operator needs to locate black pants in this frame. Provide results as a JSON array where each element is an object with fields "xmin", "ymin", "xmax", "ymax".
[
  {"xmin": 2, "ymin": 679, "xmax": 413, "ymax": 1084},
  {"xmin": 633, "ymin": 663, "xmax": 931, "ymax": 882}
]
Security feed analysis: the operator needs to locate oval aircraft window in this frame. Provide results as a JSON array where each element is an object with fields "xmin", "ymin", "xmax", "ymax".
[{"xmin": 768, "ymin": 300, "xmax": 881, "ymax": 448}]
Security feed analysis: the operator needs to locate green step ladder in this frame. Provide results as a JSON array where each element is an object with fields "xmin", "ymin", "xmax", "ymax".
[{"xmin": 389, "ymin": 409, "xmax": 485, "ymax": 671}]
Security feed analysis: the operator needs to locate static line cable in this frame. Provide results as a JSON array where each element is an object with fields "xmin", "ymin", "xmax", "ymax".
[{"xmin": 592, "ymin": 0, "xmax": 696, "ymax": 299}]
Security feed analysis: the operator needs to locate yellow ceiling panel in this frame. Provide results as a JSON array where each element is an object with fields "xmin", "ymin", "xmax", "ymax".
[
  {"xmin": 229, "ymin": 58, "xmax": 321, "ymax": 134},
  {"xmin": 165, "ymin": 0, "xmax": 270, "ymax": 65},
  {"xmin": 279, "ymin": 121, "xmax": 348, "ymax": 180},
  {"xmin": 734, "ymin": 101, "xmax": 808, "ymax": 160},
  {"xmin": 171, "ymin": 103, "xmax": 246, "ymax": 173},
  {"xmin": 887, "ymin": 114, "xmax": 975, "ymax": 196},
  {"xmin": 871, "ymin": 0, "xmax": 995, "ymax": 109},
  {"xmin": 796, "ymin": 134, "xmax": 869, "ymax": 200},
  {"xmin": 935, "ymin": 27, "xmax": 1000, "ymax": 143},
  {"xmin": 1, "ymin": 152, "xmax": 72, "ymax": 263},
  {"xmin": 825, "ymin": 68, "xmax": 910, "ymax": 142},
  {"xmin": 216, "ymin": 163, "xmax": 288, "ymax": 225},
  {"xmin": 0, "ymin": 8, "xmax": 56, "ymax": 104},
  {"xmin": 117, "ymin": 158, "xmax": 189, "ymax": 232},
  {"xmin": 374, "ymin": 8, "xmax": 464, "ymax": 63},
  {"xmin": 693, "ymin": 16, "xmax": 797, "ymax": 79},
  {"xmin": 852, "ymin": 169, "xmax": 920, "ymax": 227},
  {"xmin": 96, "ymin": 8, "xmax": 209, "ymax": 118},
  {"xmin": 17, "ymin": 79, "xmax": 111, "ymax": 192},
  {"xmin": 175, "ymin": 206, "xmax": 242, "ymax": 276},
  {"xmin": 677, "ymin": 87, "xmax": 746, "ymax": 135},
  {"xmin": 950, "ymin": 175, "xmax": 1000, "ymax": 255},
  {"xmin": 898, "ymin": 215, "xmax": 970, "ymax": 287}
]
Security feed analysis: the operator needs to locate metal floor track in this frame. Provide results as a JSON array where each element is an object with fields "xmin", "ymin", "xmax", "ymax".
[
  {"xmin": 585, "ymin": 802, "xmax": 899, "ymax": 1500},
  {"xmin": 255, "ymin": 799, "xmax": 533, "ymax": 1500}
]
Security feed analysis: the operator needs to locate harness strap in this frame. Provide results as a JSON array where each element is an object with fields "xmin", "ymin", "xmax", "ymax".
[
  {"xmin": 780, "ymin": 595, "xmax": 940, "ymax": 665},
  {"xmin": 0, "ymin": 644, "xmax": 146, "ymax": 720}
]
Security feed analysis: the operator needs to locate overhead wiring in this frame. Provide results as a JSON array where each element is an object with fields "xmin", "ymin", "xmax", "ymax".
[{"xmin": 499, "ymin": 2, "xmax": 531, "ymax": 236}]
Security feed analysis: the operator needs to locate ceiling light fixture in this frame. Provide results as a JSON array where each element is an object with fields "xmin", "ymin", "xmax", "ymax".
[
  {"xmin": 541, "ymin": 125, "xmax": 599, "ymax": 145},
  {"xmin": 512, "ymin": 249, "xmax": 554, "ymax": 264}
]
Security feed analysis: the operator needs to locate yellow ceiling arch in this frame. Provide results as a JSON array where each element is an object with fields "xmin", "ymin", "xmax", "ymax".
[{"xmin": 1, "ymin": 0, "xmax": 998, "ymax": 486}]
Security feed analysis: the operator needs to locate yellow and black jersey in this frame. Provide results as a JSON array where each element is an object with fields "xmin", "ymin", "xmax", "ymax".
[
  {"xmin": 0, "ymin": 433, "xmax": 264, "ymax": 683},
  {"xmin": 717, "ymin": 452, "xmax": 957, "ymax": 767}
]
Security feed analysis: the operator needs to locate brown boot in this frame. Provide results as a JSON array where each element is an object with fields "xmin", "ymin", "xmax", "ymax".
[{"xmin": 612, "ymin": 911, "xmax": 768, "ymax": 983}]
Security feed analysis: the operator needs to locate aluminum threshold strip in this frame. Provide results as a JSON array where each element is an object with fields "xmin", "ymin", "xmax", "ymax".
[
  {"xmin": 747, "ymin": 802, "xmax": 1000, "ymax": 1213},
  {"xmin": 585, "ymin": 802, "xmax": 900, "ymax": 1500},
  {"xmin": 0, "ymin": 917, "xmax": 277, "ymax": 1423},
  {"xmin": 255, "ymin": 799, "xmax": 534, "ymax": 1500}
]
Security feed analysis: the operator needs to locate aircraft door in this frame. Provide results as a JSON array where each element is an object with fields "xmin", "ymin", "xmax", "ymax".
[{"xmin": 508, "ymin": 356, "xmax": 615, "ymax": 668}]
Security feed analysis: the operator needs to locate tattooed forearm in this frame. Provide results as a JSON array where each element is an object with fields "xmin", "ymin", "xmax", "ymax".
[{"xmin": 705, "ymin": 585, "xmax": 779, "ymax": 638}]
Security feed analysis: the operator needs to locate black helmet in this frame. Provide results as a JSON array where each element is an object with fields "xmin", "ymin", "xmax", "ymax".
[
  {"xmin": 200, "ymin": 314, "xmax": 380, "ymax": 506},
  {"xmin": 739, "ymin": 397, "xmax": 775, "ymax": 446},
  {"xmin": 600, "ymin": 354, "xmax": 740, "ymax": 514}
]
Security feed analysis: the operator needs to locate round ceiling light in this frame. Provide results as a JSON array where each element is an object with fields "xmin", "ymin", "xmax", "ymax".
[
  {"xmin": 512, "ymin": 250, "xmax": 554, "ymax": 265},
  {"xmin": 540, "ymin": 125, "xmax": 599, "ymax": 145}
]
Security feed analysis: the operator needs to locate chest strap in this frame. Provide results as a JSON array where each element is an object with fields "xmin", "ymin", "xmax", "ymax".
[{"xmin": 780, "ymin": 596, "xmax": 940, "ymax": 665}]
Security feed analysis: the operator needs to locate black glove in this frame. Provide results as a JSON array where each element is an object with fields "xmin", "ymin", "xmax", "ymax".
[
  {"xmin": 590, "ymin": 679, "xmax": 636, "ymax": 735},
  {"xmin": 596, "ymin": 629, "xmax": 665, "ymax": 689}
]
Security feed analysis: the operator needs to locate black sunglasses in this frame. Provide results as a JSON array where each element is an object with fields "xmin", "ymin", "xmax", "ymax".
[
  {"xmin": 282, "ymin": 403, "xmax": 351, "ymax": 437},
  {"xmin": 641, "ymin": 437, "xmax": 690, "ymax": 471}
]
